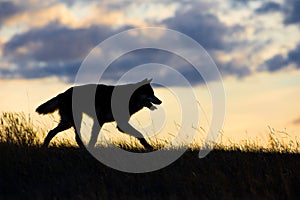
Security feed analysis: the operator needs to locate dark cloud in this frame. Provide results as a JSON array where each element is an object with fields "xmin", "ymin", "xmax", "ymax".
[
  {"xmin": 0, "ymin": 47, "xmax": 206, "ymax": 85},
  {"xmin": 218, "ymin": 61, "xmax": 251, "ymax": 78},
  {"xmin": 283, "ymin": 0, "xmax": 300, "ymax": 25},
  {"xmin": 101, "ymin": 49, "xmax": 205, "ymax": 86},
  {"xmin": 245, "ymin": 0, "xmax": 300, "ymax": 25},
  {"xmin": 255, "ymin": 1, "xmax": 282, "ymax": 14},
  {"xmin": 265, "ymin": 44, "xmax": 300, "ymax": 72},
  {"xmin": 0, "ymin": 61, "xmax": 81, "ymax": 81},
  {"xmin": 265, "ymin": 54, "xmax": 289, "ymax": 72},
  {"xmin": 163, "ymin": 9, "xmax": 229, "ymax": 50},
  {"xmin": 162, "ymin": 6, "xmax": 250, "ymax": 80},
  {"xmin": 287, "ymin": 44, "xmax": 300, "ymax": 65},
  {"xmin": 28, "ymin": 61, "xmax": 81, "ymax": 80},
  {"xmin": 3, "ymin": 23, "xmax": 126, "ymax": 63},
  {"xmin": 101, "ymin": 48, "xmax": 250, "ymax": 86},
  {"xmin": 2, "ymin": 23, "xmax": 132, "ymax": 81},
  {"xmin": 0, "ymin": 1, "xmax": 22, "ymax": 23}
]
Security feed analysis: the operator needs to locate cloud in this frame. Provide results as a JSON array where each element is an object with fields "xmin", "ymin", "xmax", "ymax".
[
  {"xmin": 1, "ymin": 27, "xmax": 215, "ymax": 85},
  {"xmin": 0, "ymin": 60, "xmax": 81, "ymax": 81},
  {"xmin": 254, "ymin": 0, "xmax": 300, "ymax": 25},
  {"xmin": 217, "ymin": 60, "xmax": 251, "ymax": 78},
  {"xmin": 1, "ymin": 2, "xmax": 86, "ymax": 29},
  {"xmin": 101, "ymin": 48, "xmax": 205, "ymax": 85},
  {"xmin": 230, "ymin": 0, "xmax": 250, "ymax": 7},
  {"xmin": 4, "ymin": 0, "xmax": 293, "ymax": 85},
  {"xmin": 19, "ymin": 4, "xmax": 76, "ymax": 27},
  {"xmin": 1, "ymin": 22, "xmax": 133, "ymax": 81},
  {"xmin": 163, "ymin": 9, "xmax": 229, "ymax": 50},
  {"xmin": 265, "ymin": 54, "xmax": 289, "ymax": 72},
  {"xmin": 287, "ymin": 44, "xmax": 300, "ymax": 65},
  {"xmin": 0, "ymin": 1, "xmax": 253, "ymax": 85},
  {"xmin": 265, "ymin": 43, "xmax": 300, "ymax": 72},
  {"xmin": 283, "ymin": 0, "xmax": 300, "ymax": 25},
  {"xmin": 161, "ymin": 4, "xmax": 253, "ymax": 81},
  {"xmin": 3, "ymin": 23, "xmax": 129, "ymax": 63},
  {"xmin": 1, "ymin": 1, "xmax": 175, "ymax": 31},
  {"xmin": 0, "ymin": 1, "xmax": 236, "ymax": 85},
  {"xmin": 0, "ymin": 1, "xmax": 22, "ymax": 24},
  {"xmin": 255, "ymin": 1, "xmax": 282, "ymax": 14}
]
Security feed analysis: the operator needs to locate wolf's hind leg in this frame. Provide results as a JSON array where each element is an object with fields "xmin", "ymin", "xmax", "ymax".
[
  {"xmin": 43, "ymin": 121, "xmax": 71, "ymax": 147},
  {"xmin": 75, "ymin": 129, "xmax": 85, "ymax": 149},
  {"xmin": 87, "ymin": 122, "xmax": 102, "ymax": 149}
]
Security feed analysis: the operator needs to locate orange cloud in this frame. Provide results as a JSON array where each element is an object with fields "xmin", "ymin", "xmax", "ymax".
[
  {"xmin": 3, "ymin": 2, "xmax": 150, "ymax": 30},
  {"xmin": 81, "ymin": 4, "xmax": 151, "ymax": 28},
  {"xmin": 5, "ymin": 4, "xmax": 78, "ymax": 28},
  {"xmin": 2, "ymin": 1, "xmax": 179, "ymax": 31}
]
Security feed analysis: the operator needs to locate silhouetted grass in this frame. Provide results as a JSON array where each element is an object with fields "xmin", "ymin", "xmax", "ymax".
[{"xmin": 0, "ymin": 112, "xmax": 300, "ymax": 199}]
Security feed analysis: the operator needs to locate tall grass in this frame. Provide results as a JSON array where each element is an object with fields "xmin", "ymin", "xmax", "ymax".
[
  {"xmin": 196, "ymin": 126, "xmax": 300, "ymax": 154},
  {"xmin": 0, "ymin": 112, "xmax": 41, "ymax": 146},
  {"xmin": 0, "ymin": 112, "xmax": 299, "ymax": 153},
  {"xmin": 0, "ymin": 112, "xmax": 72, "ymax": 148}
]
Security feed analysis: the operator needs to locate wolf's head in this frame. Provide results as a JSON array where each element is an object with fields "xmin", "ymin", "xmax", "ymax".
[{"xmin": 131, "ymin": 79, "xmax": 162, "ymax": 111}]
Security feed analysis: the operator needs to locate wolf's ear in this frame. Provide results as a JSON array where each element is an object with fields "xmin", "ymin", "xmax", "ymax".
[
  {"xmin": 142, "ymin": 78, "xmax": 152, "ymax": 83},
  {"xmin": 141, "ymin": 78, "xmax": 152, "ymax": 84}
]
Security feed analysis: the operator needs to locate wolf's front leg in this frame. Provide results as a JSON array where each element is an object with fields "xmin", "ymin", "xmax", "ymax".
[
  {"xmin": 117, "ymin": 122, "xmax": 154, "ymax": 151},
  {"xmin": 137, "ymin": 137, "xmax": 154, "ymax": 151}
]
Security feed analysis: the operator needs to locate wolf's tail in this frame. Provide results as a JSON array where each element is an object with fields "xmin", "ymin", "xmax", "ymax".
[{"xmin": 36, "ymin": 95, "xmax": 61, "ymax": 115}]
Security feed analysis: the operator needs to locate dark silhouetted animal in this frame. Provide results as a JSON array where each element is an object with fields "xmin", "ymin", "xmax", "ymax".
[{"xmin": 36, "ymin": 79, "xmax": 162, "ymax": 150}]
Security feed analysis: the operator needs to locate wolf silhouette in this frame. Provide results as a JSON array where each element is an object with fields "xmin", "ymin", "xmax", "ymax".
[{"xmin": 36, "ymin": 79, "xmax": 162, "ymax": 150}]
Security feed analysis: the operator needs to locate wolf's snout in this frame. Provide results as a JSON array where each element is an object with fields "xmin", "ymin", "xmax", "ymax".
[{"xmin": 148, "ymin": 96, "xmax": 162, "ymax": 105}]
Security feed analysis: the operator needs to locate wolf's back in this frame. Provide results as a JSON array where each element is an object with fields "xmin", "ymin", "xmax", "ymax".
[{"xmin": 36, "ymin": 94, "xmax": 61, "ymax": 114}]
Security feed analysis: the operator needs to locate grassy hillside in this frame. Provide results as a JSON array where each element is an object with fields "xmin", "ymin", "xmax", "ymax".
[{"xmin": 0, "ymin": 112, "xmax": 300, "ymax": 199}]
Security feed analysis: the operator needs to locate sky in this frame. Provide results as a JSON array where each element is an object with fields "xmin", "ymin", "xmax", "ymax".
[{"xmin": 0, "ymin": 0, "xmax": 300, "ymax": 145}]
